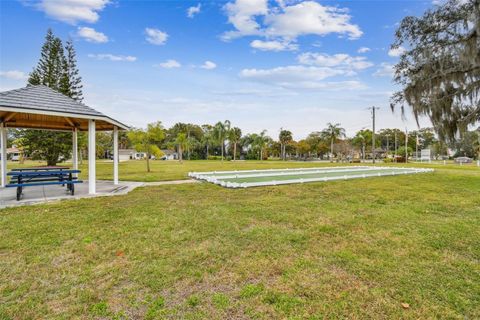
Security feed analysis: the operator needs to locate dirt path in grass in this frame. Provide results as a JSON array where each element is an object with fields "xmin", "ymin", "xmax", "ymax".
[{"xmin": 143, "ymin": 179, "xmax": 200, "ymax": 186}]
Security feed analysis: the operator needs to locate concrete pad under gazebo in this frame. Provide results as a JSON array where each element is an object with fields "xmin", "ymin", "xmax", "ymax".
[{"xmin": 0, "ymin": 85, "xmax": 129, "ymax": 197}]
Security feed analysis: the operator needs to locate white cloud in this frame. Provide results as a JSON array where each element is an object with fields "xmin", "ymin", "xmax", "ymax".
[
  {"xmin": 240, "ymin": 65, "xmax": 344, "ymax": 82},
  {"xmin": 155, "ymin": 59, "xmax": 181, "ymax": 69},
  {"xmin": 88, "ymin": 54, "xmax": 137, "ymax": 62},
  {"xmin": 239, "ymin": 65, "xmax": 360, "ymax": 92},
  {"xmin": 388, "ymin": 46, "xmax": 406, "ymax": 57},
  {"xmin": 145, "ymin": 28, "xmax": 168, "ymax": 45},
  {"xmin": 0, "ymin": 70, "xmax": 27, "ymax": 80},
  {"xmin": 239, "ymin": 58, "xmax": 370, "ymax": 90},
  {"xmin": 279, "ymin": 80, "xmax": 366, "ymax": 90},
  {"xmin": 222, "ymin": 0, "xmax": 269, "ymax": 40},
  {"xmin": 35, "ymin": 0, "xmax": 110, "ymax": 24},
  {"xmin": 250, "ymin": 39, "xmax": 298, "ymax": 51},
  {"xmin": 187, "ymin": 3, "xmax": 201, "ymax": 18},
  {"xmin": 357, "ymin": 47, "xmax": 370, "ymax": 53},
  {"xmin": 200, "ymin": 61, "xmax": 217, "ymax": 70},
  {"xmin": 373, "ymin": 63, "xmax": 395, "ymax": 77},
  {"xmin": 265, "ymin": 1, "xmax": 362, "ymax": 39},
  {"xmin": 223, "ymin": 0, "xmax": 362, "ymax": 43},
  {"xmin": 77, "ymin": 27, "xmax": 108, "ymax": 43},
  {"xmin": 297, "ymin": 52, "xmax": 373, "ymax": 70}
]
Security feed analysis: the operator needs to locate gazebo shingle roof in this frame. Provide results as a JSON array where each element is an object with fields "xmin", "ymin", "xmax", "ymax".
[
  {"xmin": 0, "ymin": 85, "xmax": 104, "ymax": 117},
  {"xmin": 0, "ymin": 85, "xmax": 128, "ymax": 131}
]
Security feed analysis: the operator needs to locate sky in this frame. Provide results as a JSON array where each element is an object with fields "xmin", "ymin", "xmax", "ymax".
[{"xmin": 0, "ymin": 0, "xmax": 438, "ymax": 139}]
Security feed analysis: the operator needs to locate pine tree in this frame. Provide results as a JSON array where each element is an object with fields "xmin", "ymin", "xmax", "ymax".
[
  {"xmin": 28, "ymin": 69, "xmax": 41, "ymax": 85},
  {"xmin": 28, "ymin": 29, "xmax": 54, "ymax": 86},
  {"xmin": 20, "ymin": 29, "xmax": 85, "ymax": 165},
  {"xmin": 65, "ymin": 39, "xmax": 83, "ymax": 102},
  {"xmin": 28, "ymin": 29, "xmax": 67, "ymax": 92}
]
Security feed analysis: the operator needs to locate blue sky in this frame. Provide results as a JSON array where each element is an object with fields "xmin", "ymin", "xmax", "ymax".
[{"xmin": 0, "ymin": 0, "xmax": 436, "ymax": 138}]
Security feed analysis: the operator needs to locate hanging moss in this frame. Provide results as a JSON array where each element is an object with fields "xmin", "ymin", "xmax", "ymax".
[{"xmin": 391, "ymin": 0, "xmax": 480, "ymax": 142}]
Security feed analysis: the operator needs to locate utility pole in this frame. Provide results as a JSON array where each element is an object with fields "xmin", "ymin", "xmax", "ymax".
[
  {"xmin": 385, "ymin": 134, "xmax": 390, "ymax": 157},
  {"xmin": 405, "ymin": 127, "xmax": 408, "ymax": 163},
  {"xmin": 369, "ymin": 106, "xmax": 380, "ymax": 164},
  {"xmin": 394, "ymin": 131, "xmax": 397, "ymax": 163},
  {"xmin": 415, "ymin": 133, "xmax": 419, "ymax": 162}
]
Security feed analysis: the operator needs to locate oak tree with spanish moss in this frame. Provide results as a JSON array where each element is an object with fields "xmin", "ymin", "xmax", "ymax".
[{"xmin": 390, "ymin": 0, "xmax": 480, "ymax": 141}]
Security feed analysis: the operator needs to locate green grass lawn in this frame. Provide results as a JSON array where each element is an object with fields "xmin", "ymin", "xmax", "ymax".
[
  {"xmin": 8, "ymin": 159, "xmax": 479, "ymax": 182},
  {"xmin": 1, "ymin": 162, "xmax": 479, "ymax": 319}
]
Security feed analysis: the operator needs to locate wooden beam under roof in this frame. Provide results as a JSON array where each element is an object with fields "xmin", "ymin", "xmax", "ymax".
[
  {"xmin": 64, "ymin": 117, "xmax": 76, "ymax": 127},
  {"xmin": 3, "ymin": 112, "xmax": 17, "ymax": 122}
]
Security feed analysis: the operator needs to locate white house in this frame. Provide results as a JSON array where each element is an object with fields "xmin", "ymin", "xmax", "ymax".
[
  {"xmin": 160, "ymin": 149, "xmax": 178, "ymax": 160},
  {"xmin": 119, "ymin": 149, "xmax": 134, "ymax": 161}
]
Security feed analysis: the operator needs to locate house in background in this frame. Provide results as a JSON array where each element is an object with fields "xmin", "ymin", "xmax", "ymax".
[
  {"xmin": 7, "ymin": 146, "xmax": 22, "ymax": 161},
  {"xmin": 117, "ymin": 149, "xmax": 177, "ymax": 160},
  {"xmin": 118, "ymin": 149, "xmax": 135, "ymax": 161},
  {"xmin": 132, "ymin": 152, "xmax": 147, "ymax": 160},
  {"xmin": 131, "ymin": 151, "xmax": 157, "ymax": 160},
  {"xmin": 160, "ymin": 150, "xmax": 178, "ymax": 160}
]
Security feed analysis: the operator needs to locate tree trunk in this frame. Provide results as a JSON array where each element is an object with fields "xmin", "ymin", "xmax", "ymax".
[
  {"xmin": 206, "ymin": 144, "xmax": 209, "ymax": 159},
  {"xmin": 233, "ymin": 143, "xmax": 237, "ymax": 161},
  {"xmin": 47, "ymin": 154, "xmax": 58, "ymax": 166},
  {"xmin": 330, "ymin": 139, "xmax": 334, "ymax": 161},
  {"xmin": 179, "ymin": 146, "xmax": 183, "ymax": 163},
  {"xmin": 146, "ymin": 153, "xmax": 150, "ymax": 172},
  {"xmin": 187, "ymin": 131, "xmax": 190, "ymax": 160},
  {"xmin": 221, "ymin": 140, "xmax": 224, "ymax": 161}
]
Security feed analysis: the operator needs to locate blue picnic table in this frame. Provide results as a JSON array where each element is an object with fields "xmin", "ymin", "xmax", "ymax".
[{"xmin": 6, "ymin": 167, "xmax": 83, "ymax": 201}]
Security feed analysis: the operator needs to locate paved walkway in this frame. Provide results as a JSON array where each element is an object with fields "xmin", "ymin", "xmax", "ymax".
[{"xmin": 0, "ymin": 179, "xmax": 199, "ymax": 209}]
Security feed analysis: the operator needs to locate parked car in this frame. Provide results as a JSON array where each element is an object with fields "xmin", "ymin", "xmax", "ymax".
[{"xmin": 454, "ymin": 157, "xmax": 473, "ymax": 164}]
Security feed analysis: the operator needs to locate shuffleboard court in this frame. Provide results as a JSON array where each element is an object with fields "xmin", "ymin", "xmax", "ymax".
[{"xmin": 189, "ymin": 166, "xmax": 434, "ymax": 188}]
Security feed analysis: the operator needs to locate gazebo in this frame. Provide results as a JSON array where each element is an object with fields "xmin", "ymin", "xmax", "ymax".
[{"xmin": 0, "ymin": 85, "xmax": 128, "ymax": 195}]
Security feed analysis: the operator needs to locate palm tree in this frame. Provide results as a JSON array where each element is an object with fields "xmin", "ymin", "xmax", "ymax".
[
  {"xmin": 201, "ymin": 125, "xmax": 214, "ymax": 159},
  {"xmin": 255, "ymin": 130, "xmax": 270, "ymax": 160},
  {"xmin": 186, "ymin": 124, "xmax": 192, "ymax": 160},
  {"xmin": 279, "ymin": 129, "xmax": 293, "ymax": 160},
  {"xmin": 174, "ymin": 132, "xmax": 188, "ymax": 163},
  {"xmin": 228, "ymin": 127, "xmax": 242, "ymax": 161},
  {"xmin": 357, "ymin": 134, "xmax": 366, "ymax": 162},
  {"xmin": 213, "ymin": 120, "xmax": 231, "ymax": 161},
  {"xmin": 322, "ymin": 123, "xmax": 346, "ymax": 161}
]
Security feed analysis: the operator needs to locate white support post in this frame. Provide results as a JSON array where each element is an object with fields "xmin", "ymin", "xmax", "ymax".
[
  {"xmin": 0, "ymin": 123, "xmax": 7, "ymax": 187},
  {"xmin": 113, "ymin": 126, "xmax": 119, "ymax": 185},
  {"xmin": 72, "ymin": 127, "xmax": 78, "ymax": 177},
  {"xmin": 88, "ymin": 119, "xmax": 96, "ymax": 194}
]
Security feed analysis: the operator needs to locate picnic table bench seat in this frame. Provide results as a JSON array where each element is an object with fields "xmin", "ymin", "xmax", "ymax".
[{"xmin": 6, "ymin": 167, "xmax": 83, "ymax": 200}]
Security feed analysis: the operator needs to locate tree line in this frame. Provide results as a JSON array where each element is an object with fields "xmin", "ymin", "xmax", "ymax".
[{"xmin": 123, "ymin": 120, "xmax": 480, "ymax": 169}]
